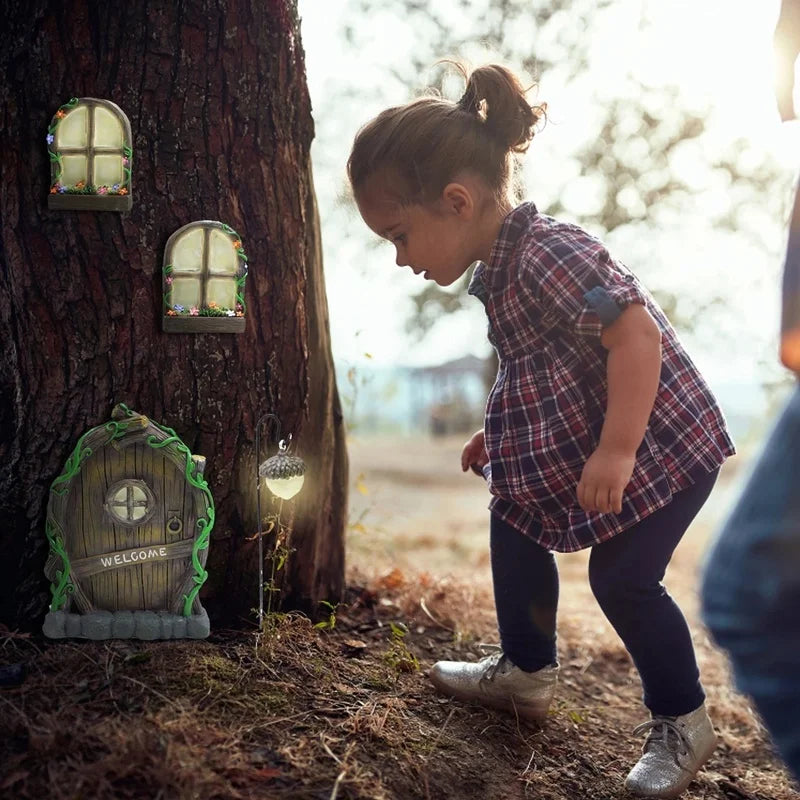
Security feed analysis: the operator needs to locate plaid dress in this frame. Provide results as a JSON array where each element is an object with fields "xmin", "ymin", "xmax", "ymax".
[{"xmin": 468, "ymin": 202, "xmax": 735, "ymax": 551}]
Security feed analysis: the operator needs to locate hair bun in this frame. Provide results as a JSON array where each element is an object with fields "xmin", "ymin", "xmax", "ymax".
[
  {"xmin": 457, "ymin": 64, "xmax": 545, "ymax": 153},
  {"xmin": 348, "ymin": 61, "xmax": 544, "ymax": 207}
]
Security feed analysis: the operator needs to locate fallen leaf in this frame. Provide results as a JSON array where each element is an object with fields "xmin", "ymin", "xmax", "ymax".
[
  {"xmin": 252, "ymin": 767, "xmax": 282, "ymax": 781},
  {"xmin": 376, "ymin": 567, "xmax": 405, "ymax": 590}
]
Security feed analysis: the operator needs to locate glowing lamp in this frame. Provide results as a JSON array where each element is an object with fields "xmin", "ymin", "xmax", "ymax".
[
  {"xmin": 255, "ymin": 413, "xmax": 307, "ymax": 627},
  {"xmin": 259, "ymin": 445, "xmax": 306, "ymax": 500}
]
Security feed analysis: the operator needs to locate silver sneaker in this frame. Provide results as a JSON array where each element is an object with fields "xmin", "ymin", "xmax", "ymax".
[
  {"xmin": 625, "ymin": 704, "xmax": 717, "ymax": 799},
  {"xmin": 429, "ymin": 648, "xmax": 558, "ymax": 723}
]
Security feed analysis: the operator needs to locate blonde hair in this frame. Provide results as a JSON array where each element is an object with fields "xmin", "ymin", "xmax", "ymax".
[{"xmin": 347, "ymin": 63, "xmax": 546, "ymax": 207}]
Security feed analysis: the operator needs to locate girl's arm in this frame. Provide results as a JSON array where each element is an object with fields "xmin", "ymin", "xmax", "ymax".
[{"xmin": 577, "ymin": 303, "xmax": 662, "ymax": 514}]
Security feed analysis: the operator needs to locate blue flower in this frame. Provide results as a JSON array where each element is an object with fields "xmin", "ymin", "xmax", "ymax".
[
  {"xmin": 174, "ymin": 304, "xmax": 185, "ymax": 312},
  {"xmin": 46, "ymin": 133, "xmax": 54, "ymax": 144},
  {"xmin": 112, "ymin": 184, "xmax": 120, "ymax": 191},
  {"xmin": 58, "ymin": 185, "xmax": 67, "ymax": 193}
]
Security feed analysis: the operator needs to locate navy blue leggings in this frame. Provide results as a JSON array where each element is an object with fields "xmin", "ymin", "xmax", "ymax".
[{"xmin": 490, "ymin": 469, "xmax": 718, "ymax": 716}]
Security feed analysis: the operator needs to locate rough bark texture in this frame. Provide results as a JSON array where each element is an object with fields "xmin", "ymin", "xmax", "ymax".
[{"xmin": 0, "ymin": 0, "xmax": 348, "ymax": 629}]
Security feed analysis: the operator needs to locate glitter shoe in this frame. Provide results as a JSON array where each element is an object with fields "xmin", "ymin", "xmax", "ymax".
[
  {"xmin": 429, "ymin": 648, "xmax": 558, "ymax": 722},
  {"xmin": 625, "ymin": 703, "xmax": 717, "ymax": 799}
]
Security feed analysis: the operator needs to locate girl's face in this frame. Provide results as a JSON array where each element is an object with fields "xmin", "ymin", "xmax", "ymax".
[{"xmin": 356, "ymin": 180, "xmax": 480, "ymax": 287}]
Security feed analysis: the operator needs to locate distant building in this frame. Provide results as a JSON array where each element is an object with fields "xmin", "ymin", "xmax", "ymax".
[
  {"xmin": 409, "ymin": 354, "xmax": 490, "ymax": 436},
  {"xmin": 336, "ymin": 355, "xmax": 491, "ymax": 436}
]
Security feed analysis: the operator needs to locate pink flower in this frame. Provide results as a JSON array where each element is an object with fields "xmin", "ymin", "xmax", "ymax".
[
  {"xmin": 97, "ymin": 186, "xmax": 108, "ymax": 195},
  {"xmin": 190, "ymin": 306, "xmax": 199, "ymax": 316},
  {"xmin": 166, "ymin": 276, "xmax": 173, "ymax": 285}
]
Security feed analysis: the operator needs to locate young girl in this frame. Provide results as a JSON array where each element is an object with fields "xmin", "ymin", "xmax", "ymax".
[{"xmin": 347, "ymin": 64, "xmax": 734, "ymax": 799}]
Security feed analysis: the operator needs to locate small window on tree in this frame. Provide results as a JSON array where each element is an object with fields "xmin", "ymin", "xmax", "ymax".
[
  {"xmin": 105, "ymin": 480, "xmax": 155, "ymax": 527},
  {"xmin": 47, "ymin": 98, "xmax": 133, "ymax": 212},
  {"xmin": 163, "ymin": 221, "xmax": 248, "ymax": 333}
]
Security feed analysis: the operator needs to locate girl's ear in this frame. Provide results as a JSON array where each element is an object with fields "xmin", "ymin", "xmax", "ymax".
[{"xmin": 441, "ymin": 182, "xmax": 475, "ymax": 219}]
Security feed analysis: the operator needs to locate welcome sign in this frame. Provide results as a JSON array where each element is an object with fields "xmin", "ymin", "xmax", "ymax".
[{"xmin": 69, "ymin": 541, "xmax": 195, "ymax": 579}]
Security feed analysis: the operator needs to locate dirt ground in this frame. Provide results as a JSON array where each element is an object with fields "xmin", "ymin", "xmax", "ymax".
[
  {"xmin": 345, "ymin": 433, "xmax": 799, "ymax": 800},
  {"xmin": 1, "ymin": 433, "xmax": 797, "ymax": 800}
]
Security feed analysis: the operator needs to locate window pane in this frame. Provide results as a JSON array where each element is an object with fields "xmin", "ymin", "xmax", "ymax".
[
  {"xmin": 170, "ymin": 228, "xmax": 204, "ymax": 273},
  {"xmin": 208, "ymin": 229, "xmax": 238, "ymax": 274},
  {"xmin": 112, "ymin": 487, "xmax": 127, "ymax": 505},
  {"xmin": 106, "ymin": 481, "xmax": 152, "ymax": 525},
  {"xmin": 93, "ymin": 105, "xmax": 124, "ymax": 148},
  {"xmin": 93, "ymin": 154, "xmax": 124, "ymax": 186},
  {"xmin": 61, "ymin": 155, "xmax": 88, "ymax": 186},
  {"xmin": 131, "ymin": 486, "xmax": 147, "ymax": 503},
  {"xmin": 206, "ymin": 277, "xmax": 236, "ymax": 309},
  {"xmin": 172, "ymin": 278, "xmax": 202, "ymax": 309},
  {"xmin": 56, "ymin": 105, "xmax": 88, "ymax": 148}
]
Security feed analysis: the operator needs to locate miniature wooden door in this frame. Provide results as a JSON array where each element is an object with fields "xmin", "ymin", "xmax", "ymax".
[
  {"xmin": 71, "ymin": 444, "xmax": 196, "ymax": 612},
  {"xmin": 43, "ymin": 406, "xmax": 213, "ymax": 640}
]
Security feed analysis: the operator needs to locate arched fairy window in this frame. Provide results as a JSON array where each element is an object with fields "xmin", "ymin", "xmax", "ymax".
[
  {"xmin": 162, "ymin": 221, "xmax": 248, "ymax": 333},
  {"xmin": 47, "ymin": 97, "xmax": 133, "ymax": 212}
]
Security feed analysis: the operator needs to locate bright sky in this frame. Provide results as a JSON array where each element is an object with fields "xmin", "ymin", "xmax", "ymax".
[{"xmin": 298, "ymin": 0, "xmax": 798, "ymax": 407}]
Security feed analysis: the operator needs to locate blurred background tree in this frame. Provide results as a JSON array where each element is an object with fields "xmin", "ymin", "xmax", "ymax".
[
  {"xmin": 301, "ymin": 0, "xmax": 798, "ymax": 439},
  {"xmin": 341, "ymin": 0, "xmax": 788, "ymax": 347}
]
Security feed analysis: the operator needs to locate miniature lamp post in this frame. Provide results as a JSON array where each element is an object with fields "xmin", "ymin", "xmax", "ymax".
[{"xmin": 255, "ymin": 413, "xmax": 307, "ymax": 627}]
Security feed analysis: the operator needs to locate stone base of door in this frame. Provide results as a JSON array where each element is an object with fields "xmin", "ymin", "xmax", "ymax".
[{"xmin": 42, "ymin": 607, "xmax": 210, "ymax": 640}]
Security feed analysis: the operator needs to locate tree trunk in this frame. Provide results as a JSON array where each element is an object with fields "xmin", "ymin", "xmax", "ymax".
[{"xmin": 0, "ymin": 0, "xmax": 348, "ymax": 629}]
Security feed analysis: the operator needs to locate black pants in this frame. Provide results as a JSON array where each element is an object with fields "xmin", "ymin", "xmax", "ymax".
[{"xmin": 490, "ymin": 468, "xmax": 718, "ymax": 716}]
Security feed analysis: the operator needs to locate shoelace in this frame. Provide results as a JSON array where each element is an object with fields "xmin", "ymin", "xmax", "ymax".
[
  {"xmin": 476, "ymin": 644, "xmax": 508, "ymax": 682},
  {"xmin": 632, "ymin": 717, "xmax": 693, "ymax": 766}
]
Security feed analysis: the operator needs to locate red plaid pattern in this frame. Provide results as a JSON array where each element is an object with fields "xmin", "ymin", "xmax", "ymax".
[{"xmin": 470, "ymin": 203, "xmax": 735, "ymax": 551}]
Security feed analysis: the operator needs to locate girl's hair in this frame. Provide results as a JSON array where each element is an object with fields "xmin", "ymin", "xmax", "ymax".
[{"xmin": 347, "ymin": 63, "xmax": 546, "ymax": 207}]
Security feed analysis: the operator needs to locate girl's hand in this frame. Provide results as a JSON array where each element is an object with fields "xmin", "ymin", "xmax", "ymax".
[
  {"xmin": 461, "ymin": 428, "xmax": 489, "ymax": 475},
  {"xmin": 577, "ymin": 445, "xmax": 636, "ymax": 514}
]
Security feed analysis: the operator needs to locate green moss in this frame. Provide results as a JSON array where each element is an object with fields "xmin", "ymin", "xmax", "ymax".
[
  {"xmin": 195, "ymin": 654, "xmax": 240, "ymax": 681},
  {"xmin": 247, "ymin": 689, "xmax": 292, "ymax": 714}
]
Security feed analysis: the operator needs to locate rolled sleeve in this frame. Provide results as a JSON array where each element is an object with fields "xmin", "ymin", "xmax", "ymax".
[{"xmin": 521, "ymin": 227, "xmax": 647, "ymax": 340}]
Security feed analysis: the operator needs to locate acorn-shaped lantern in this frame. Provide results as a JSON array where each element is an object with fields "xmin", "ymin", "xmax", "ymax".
[{"xmin": 259, "ymin": 439, "xmax": 306, "ymax": 500}]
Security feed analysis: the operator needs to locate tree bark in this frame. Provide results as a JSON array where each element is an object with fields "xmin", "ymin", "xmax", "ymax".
[{"xmin": 0, "ymin": 0, "xmax": 347, "ymax": 629}]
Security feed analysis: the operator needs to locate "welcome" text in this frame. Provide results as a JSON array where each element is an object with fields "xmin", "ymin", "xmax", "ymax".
[{"xmin": 100, "ymin": 546, "xmax": 168, "ymax": 567}]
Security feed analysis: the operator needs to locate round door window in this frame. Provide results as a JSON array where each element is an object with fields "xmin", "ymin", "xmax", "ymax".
[{"xmin": 106, "ymin": 480, "xmax": 155, "ymax": 526}]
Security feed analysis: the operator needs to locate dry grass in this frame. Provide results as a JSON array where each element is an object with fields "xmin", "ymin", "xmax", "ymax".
[
  {"xmin": 0, "ymin": 569, "xmax": 796, "ymax": 800},
  {"xmin": 1, "ymin": 435, "xmax": 797, "ymax": 799}
]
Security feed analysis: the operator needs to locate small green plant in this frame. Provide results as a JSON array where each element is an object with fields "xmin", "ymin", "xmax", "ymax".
[
  {"xmin": 383, "ymin": 621, "xmax": 420, "ymax": 674},
  {"xmin": 256, "ymin": 608, "xmax": 288, "ymax": 638},
  {"xmin": 314, "ymin": 600, "xmax": 338, "ymax": 631},
  {"xmin": 250, "ymin": 505, "xmax": 295, "ymax": 635},
  {"xmin": 567, "ymin": 708, "xmax": 587, "ymax": 725}
]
